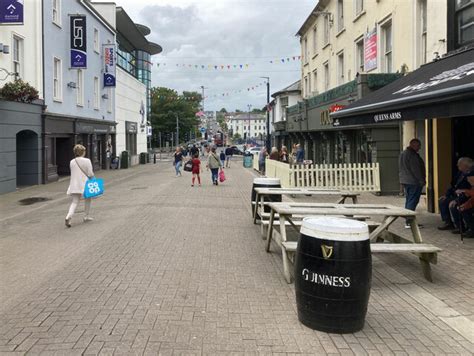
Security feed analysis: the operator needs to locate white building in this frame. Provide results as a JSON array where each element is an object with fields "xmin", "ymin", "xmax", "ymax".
[
  {"xmin": 229, "ymin": 113, "xmax": 267, "ymax": 140},
  {"xmin": 271, "ymin": 80, "xmax": 302, "ymax": 124}
]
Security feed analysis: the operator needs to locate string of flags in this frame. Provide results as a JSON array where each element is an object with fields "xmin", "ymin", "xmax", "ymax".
[
  {"xmin": 153, "ymin": 81, "xmax": 268, "ymax": 101},
  {"xmin": 149, "ymin": 55, "xmax": 302, "ymax": 70}
]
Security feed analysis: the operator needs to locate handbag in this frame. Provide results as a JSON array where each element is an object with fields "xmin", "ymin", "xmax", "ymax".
[
  {"xmin": 219, "ymin": 169, "xmax": 226, "ymax": 183},
  {"xmin": 184, "ymin": 160, "xmax": 193, "ymax": 172},
  {"xmin": 75, "ymin": 158, "xmax": 104, "ymax": 199}
]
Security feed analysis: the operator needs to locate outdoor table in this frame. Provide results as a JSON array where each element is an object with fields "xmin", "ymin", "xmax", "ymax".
[
  {"xmin": 252, "ymin": 187, "xmax": 359, "ymax": 224},
  {"xmin": 265, "ymin": 202, "xmax": 441, "ymax": 283}
]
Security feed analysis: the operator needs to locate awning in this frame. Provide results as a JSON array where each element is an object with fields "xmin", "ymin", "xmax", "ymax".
[{"xmin": 331, "ymin": 47, "xmax": 474, "ymax": 127}]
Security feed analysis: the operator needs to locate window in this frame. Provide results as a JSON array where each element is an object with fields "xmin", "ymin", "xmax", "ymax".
[
  {"xmin": 419, "ymin": 0, "xmax": 428, "ymax": 64},
  {"xmin": 53, "ymin": 57, "xmax": 62, "ymax": 101},
  {"xmin": 304, "ymin": 76, "xmax": 309, "ymax": 97},
  {"xmin": 107, "ymin": 88, "xmax": 113, "ymax": 113},
  {"xmin": 52, "ymin": 0, "xmax": 61, "ymax": 26},
  {"xmin": 312, "ymin": 27, "xmax": 317, "ymax": 55},
  {"xmin": 355, "ymin": 37, "xmax": 364, "ymax": 72},
  {"xmin": 381, "ymin": 20, "xmax": 393, "ymax": 72},
  {"xmin": 303, "ymin": 37, "xmax": 308, "ymax": 63},
  {"xmin": 355, "ymin": 0, "xmax": 364, "ymax": 15},
  {"xmin": 324, "ymin": 61, "xmax": 330, "ymax": 91},
  {"xmin": 313, "ymin": 69, "xmax": 318, "ymax": 94},
  {"xmin": 308, "ymin": 71, "xmax": 312, "ymax": 94},
  {"xmin": 455, "ymin": 0, "xmax": 474, "ymax": 48},
  {"xmin": 12, "ymin": 35, "xmax": 23, "ymax": 79},
  {"xmin": 337, "ymin": 0, "xmax": 344, "ymax": 32},
  {"xmin": 94, "ymin": 28, "xmax": 99, "ymax": 53},
  {"xmin": 337, "ymin": 52, "xmax": 344, "ymax": 85},
  {"xmin": 324, "ymin": 15, "xmax": 330, "ymax": 45},
  {"xmin": 76, "ymin": 69, "xmax": 84, "ymax": 106},
  {"xmin": 93, "ymin": 76, "xmax": 100, "ymax": 110}
]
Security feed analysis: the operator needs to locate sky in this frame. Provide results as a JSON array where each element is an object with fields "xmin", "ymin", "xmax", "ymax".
[{"xmin": 109, "ymin": 0, "xmax": 315, "ymax": 112}]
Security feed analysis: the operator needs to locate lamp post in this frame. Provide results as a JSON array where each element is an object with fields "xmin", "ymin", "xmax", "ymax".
[
  {"xmin": 247, "ymin": 104, "xmax": 252, "ymax": 142},
  {"xmin": 174, "ymin": 112, "xmax": 179, "ymax": 148},
  {"xmin": 260, "ymin": 77, "xmax": 270, "ymax": 152}
]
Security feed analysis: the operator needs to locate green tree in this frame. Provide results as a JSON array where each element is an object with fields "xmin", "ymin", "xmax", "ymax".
[
  {"xmin": 219, "ymin": 108, "xmax": 227, "ymax": 113},
  {"xmin": 149, "ymin": 87, "xmax": 202, "ymax": 146}
]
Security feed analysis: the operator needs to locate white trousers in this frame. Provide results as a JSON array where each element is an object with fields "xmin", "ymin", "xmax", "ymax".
[{"xmin": 66, "ymin": 194, "xmax": 91, "ymax": 219}]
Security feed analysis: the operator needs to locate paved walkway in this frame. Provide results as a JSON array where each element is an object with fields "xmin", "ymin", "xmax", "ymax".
[{"xmin": 0, "ymin": 159, "xmax": 473, "ymax": 355}]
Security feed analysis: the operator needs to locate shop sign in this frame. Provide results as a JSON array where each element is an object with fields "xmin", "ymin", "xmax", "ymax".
[
  {"xmin": 329, "ymin": 104, "xmax": 346, "ymax": 113},
  {"xmin": 147, "ymin": 126, "xmax": 152, "ymax": 137},
  {"xmin": 320, "ymin": 109, "xmax": 333, "ymax": 126},
  {"xmin": 126, "ymin": 121, "xmax": 137, "ymax": 133},
  {"xmin": 70, "ymin": 15, "xmax": 87, "ymax": 68},
  {"xmin": 373, "ymin": 111, "xmax": 402, "ymax": 123},
  {"xmin": 0, "ymin": 0, "xmax": 23, "ymax": 24},
  {"xmin": 364, "ymin": 28, "xmax": 377, "ymax": 72},
  {"xmin": 103, "ymin": 44, "xmax": 116, "ymax": 87}
]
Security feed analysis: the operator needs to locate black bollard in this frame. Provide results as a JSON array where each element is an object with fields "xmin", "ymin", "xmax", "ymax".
[{"xmin": 154, "ymin": 154, "xmax": 156, "ymax": 164}]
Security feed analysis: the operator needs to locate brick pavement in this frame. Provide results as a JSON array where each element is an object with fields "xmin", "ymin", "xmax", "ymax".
[{"xmin": 0, "ymin": 158, "xmax": 472, "ymax": 355}]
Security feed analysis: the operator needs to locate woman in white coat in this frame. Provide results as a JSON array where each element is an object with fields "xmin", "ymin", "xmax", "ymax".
[{"xmin": 65, "ymin": 144, "xmax": 94, "ymax": 227}]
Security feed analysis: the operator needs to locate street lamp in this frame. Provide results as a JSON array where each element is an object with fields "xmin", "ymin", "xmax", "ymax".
[
  {"xmin": 173, "ymin": 112, "xmax": 179, "ymax": 148},
  {"xmin": 260, "ymin": 77, "xmax": 270, "ymax": 152},
  {"xmin": 247, "ymin": 104, "xmax": 252, "ymax": 142}
]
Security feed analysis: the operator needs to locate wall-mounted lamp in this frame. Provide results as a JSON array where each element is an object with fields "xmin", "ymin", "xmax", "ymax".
[
  {"xmin": 102, "ymin": 93, "xmax": 109, "ymax": 99},
  {"xmin": 0, "ymin": 43, "xmax": 10, "ymax": 54},
  {"xmin": 67, "ymin": 81, "xmax": 77, "ymax": 89}
]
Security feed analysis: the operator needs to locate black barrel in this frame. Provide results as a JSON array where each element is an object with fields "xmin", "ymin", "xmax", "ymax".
[
  {"xmin": 295, "ymin": 217, "xmax": 371, "ymax": 333},
  {"xmin": 251, "ymin": 178, "xmax": 281, "ymax": 218}
]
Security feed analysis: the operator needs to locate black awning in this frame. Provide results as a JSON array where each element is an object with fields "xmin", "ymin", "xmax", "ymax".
[{"xmin": 331, "ymin": 47, "xmax": 474, "ymax": 127}]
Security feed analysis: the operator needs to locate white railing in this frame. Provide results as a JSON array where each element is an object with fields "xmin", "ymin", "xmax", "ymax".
[{"xmin": 264, "ymin": 159, "xmax": 381, "ymax": 192}]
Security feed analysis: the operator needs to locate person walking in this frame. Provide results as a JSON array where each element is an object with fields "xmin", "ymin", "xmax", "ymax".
[
  {"xmin": 191, "ymin": 153, "xmax": 202, "ymax": 187},
  {"xmin": 259, "ymin": 147, "xmax": 268, "ymax": 174},
  {"xmin": 219, "ymin": 150, "xmax": 226, "ymax": 168},
  {"xmin": 65, "ymin": 144, "xmax": 94, "ymax": 228},
  {"xmin": 207, "ymin": 146, "xmax": 222, "ymax": 185},
  {"xmin": 173, "ymin": 146, "xmax": 184, "ymax": 177},
  {"xmin": 296, "ymin": 144, "xmax": 305, "ymax": 164},
  {"xmin": 269, "ymin": 147, "xmax": 279, "ymax": 160},
  {"xmin": 225, "ymin": 145, "xmax": 233, "ymax": 168},
  {"xmin": 399, "ymin": 138, "xmax": 426, "ymax": 228},
  {"xmin": 280, "ymin": 146, "xmax": 289, "ymax": 163}
]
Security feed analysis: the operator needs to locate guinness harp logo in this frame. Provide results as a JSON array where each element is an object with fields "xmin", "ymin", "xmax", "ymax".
[{"xmin": 321, "ymin": 245, "xmax": 334, "ymax": 259}]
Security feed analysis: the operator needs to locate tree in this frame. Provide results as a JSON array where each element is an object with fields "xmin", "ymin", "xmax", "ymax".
[
  {"xmin": 219, "ymin": 108, "xmax": 227, "ymax": 113},
  {"xmin": 149, "ymin": 87, "xmax": 202, "ymax": 147},
  {"xmin": 252, "ymin": 108, "xmax": 264, "ymax": 114},
  {"xmin": 235, "ymin": 109, "xmax": 242, "ymax": 113}
]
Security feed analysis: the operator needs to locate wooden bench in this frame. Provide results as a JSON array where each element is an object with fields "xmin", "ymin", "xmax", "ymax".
[{"xmin": 281, "ymin": 242, "xmax": 441, "ymax": 282}]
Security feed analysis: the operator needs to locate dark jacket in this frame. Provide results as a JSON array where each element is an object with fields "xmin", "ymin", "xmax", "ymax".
[
  {"xmin": 445, "ymin": 170, "xmax": 474, "ymax": 198},
  {"xmin": 399, "ymin": 147, "xmax": 426, "ymax": 186}
]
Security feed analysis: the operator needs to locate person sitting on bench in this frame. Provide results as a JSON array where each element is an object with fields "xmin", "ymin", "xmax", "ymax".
[
  {"xmin": 450, "ymin": 175, "xmax": 474, "ymax": 238},
  {"xmin": 438, "ymin": 157, "xmax": 474, "ymax": 231}
]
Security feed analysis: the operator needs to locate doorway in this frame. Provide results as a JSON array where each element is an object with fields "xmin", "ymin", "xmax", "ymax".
[
  {"xmin": 56, "ymin": 137, "xmax": 73, "ymax": 176},
  {"xmin": 16, "ymin": 130, "xmax": 39, "ymax": 187},
  {"xmin": 452, "ymin": 116, "xmax": 474, "ymax": 171}
]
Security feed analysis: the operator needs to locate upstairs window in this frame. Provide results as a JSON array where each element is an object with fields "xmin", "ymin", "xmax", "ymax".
[
  {"xmin": 382, "ymin": 20, "xmax": 393, "ymax": 72},
  {"xmin": 94, "ymin": 28, "xmax": 99, "ymax": 53},
  {"xmin": 94, "ymin": 76, "xmax": 100, "ymax": 110},
  {"xmin": 52, "ymin": 0, "xmax": 61, "ymax": 26},
  {"xmin": 53, "ymin": 57, "xmax": 62, "ymax": 101},
  {"xmin": 337, "ymin": 0, "xmax": 344, "ymax": 32},
  {"xmin": 312, "ymin": 27, "xmax": 318, "ymax": 55},
  {"xmin": 337, "ymin": 52, "xmax": 345, "ymax": 85},
  {"xmin": 324, "ymin": 15, "xmax": 330, "ymax": 45},
  {"xmin": 12, "ymin": 35, "xmax": 23, "ymax": 79},
  {"xmin": 324, "ymin": 61, "xmax": 330, "ymax": 91},
  {"xmin": 355, "ymin": 0, "xmax": 364, "ymax": 16},
  {"xmin": 355, "ymin": 37, "xmax": 364, "ymax": 72}
]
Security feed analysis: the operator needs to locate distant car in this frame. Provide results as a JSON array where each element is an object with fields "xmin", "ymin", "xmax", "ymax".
[
  {"xmin": 230, "ymin": 145, "xmax": 243, "ymax": 155},
  {"xmin": 245, "ymin": 147, "xmax": 262, "ymax": 155}
]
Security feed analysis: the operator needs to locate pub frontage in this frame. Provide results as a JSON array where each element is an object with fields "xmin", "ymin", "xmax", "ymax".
[
  {"xmin": 276, "ymin": 73, "xmax": 403, "ymax": 194},
  {"xmin": 331, "ymin": 46, "xmax": 474, "ymax": 212}
]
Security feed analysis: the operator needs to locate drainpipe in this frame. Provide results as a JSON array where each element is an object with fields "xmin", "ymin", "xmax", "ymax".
[
  {"xmin": 427, "ymin": 120, "xmax": 435, "ymax": 213},
  {"xmin": 41, "ymin": 0, "xmax": 46, "ymax": 184}
]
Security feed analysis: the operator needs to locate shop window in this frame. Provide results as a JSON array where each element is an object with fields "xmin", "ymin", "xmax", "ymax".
[
  {"xmin": 52, "ymin": 0, "xmax": 61, "ymax": 26},
  {"xmin": 53, "ymin": 57, "xmax": 62, "ymax": 101},
  {"xmin": 12, "ymin": 35, "xmax": 23, "ymax": 79},
  {"xmin": 126, "ymin": 133, "xmax": 137, "ymax": 155}
]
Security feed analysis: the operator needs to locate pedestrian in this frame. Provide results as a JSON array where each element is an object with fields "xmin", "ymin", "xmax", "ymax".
[
  {"xmin": 290, "ymin": 144, "xmax": 297, "ymax": 164},
  {"xmin": 399, "ymin": 138, "xmax": 426, "ymax": 228},
  {"xmin": 269, "ymin": 147, "xmax": 279, "ymax": 160},
  {"xmin": 190, "ymin": 144, "xmax": 199, "ymax": 158},
  {"xmin": 280, "ymin": 146, "xmax": 289, "ymax": 163},
  {"xmin": 452, "ymin": 176, "xmax": 474, "ymax": 238},
  {"xmin": 437, "ymin": 157, "xmax": 474, "ymax": 230},
  {"xmin": 259, "ymin": 147, "xmax": 268, "ymax": 174},
  {"xmin": 296, "ymin": 144, "xmax": 305, "ymax": 164},
  {"xmin": 225, "ymin": 145, "xmax": 233, "ymax": 168},
  {"xmin": 207, "ymin": 146, "xmax": 222, "ymax": 185},
  {"xmin": 173, "ymin": 146, "xmax": 184, "ymax": 177},
  {"xmin": 65, "ymin": 144, "xmax": 94, "ymax": 228},
  {"xmin": 219, "ymin": 150, "xmax": 226, "ymax": 168},
  {"xmin": 191, "ymin": 153, "xmax": 202, "ymax": 187}
]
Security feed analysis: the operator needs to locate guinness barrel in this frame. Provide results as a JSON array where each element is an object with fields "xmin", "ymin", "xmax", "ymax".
[
  {"xmin": 251, "ymin": 178, "xmax": 281, "ymax": 219},
  {"xmin": 295, "ymin": 217, "xmax": 371, "ymax": 334}
]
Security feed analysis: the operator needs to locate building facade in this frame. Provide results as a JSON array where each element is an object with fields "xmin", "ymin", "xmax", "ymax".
[
  {"xmin": 282, "ymin": 0, "xmax": 447, "ymax": 193},
  {"xmin": 42, "ymin": 0, "xmax": 116, "ymax": 182},
  {"xmin": 229, "ymin": 113, "xmax": 267, "ymax": 141}
]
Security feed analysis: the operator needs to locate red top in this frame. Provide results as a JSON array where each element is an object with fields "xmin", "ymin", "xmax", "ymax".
[{"xmin": 192, "ymin": 158, "xmax": 201, "ymax": 174}]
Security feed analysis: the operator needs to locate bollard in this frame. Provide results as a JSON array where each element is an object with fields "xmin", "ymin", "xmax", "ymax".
[{"xmin": 154, "ymin": 153, "xmax": 156, "ymax": 164}]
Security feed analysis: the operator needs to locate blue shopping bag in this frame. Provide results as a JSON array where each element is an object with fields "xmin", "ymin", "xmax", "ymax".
[{"xmin": 83, "ymin": 177, "xmax": 104, "ymax": 199}]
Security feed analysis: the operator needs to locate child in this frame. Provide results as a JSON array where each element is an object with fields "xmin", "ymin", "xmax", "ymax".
[
  {"xmin": 191, "ymin": 153, "xmax": 202, "ymax": 187},
  {"xmin": 219, "ymin": 150, "xmax": 226, "ymax": 168}
]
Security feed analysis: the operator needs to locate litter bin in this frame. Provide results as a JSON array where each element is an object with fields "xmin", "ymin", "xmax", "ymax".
[
  {"xmin": 295, "ymin": 217, "xmax": 371, "ymax": 333},
  {"xmin": 120, "ymin": 151, "xmax": 130, "ymax": 169},
  {"xmin": 139, "ymin": 152, "xmax": 147, "ymax": 164},
  {"xmin": 251, "ymin": 177, "xmax": 281, "ymax": 218},
  {"xmin": 243, "ymin": 152, "xmax": 253, "ymax": 168}
]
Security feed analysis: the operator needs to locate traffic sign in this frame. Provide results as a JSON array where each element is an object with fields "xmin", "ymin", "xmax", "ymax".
[{"xmin": 200, "ymin": 127, "xmax": 206, "ymax": 134}]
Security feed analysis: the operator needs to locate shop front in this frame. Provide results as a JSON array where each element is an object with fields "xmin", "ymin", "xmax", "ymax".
[
  {"xmin": 125, "ymin": 121, "xmax": 139, "ymax": 166},
  {"xmin": 331, "ymin": 47, "xmax": 474, "ymax": 212},
  {"xmin": 43, "ymin": 113, "xmax": 116, "ymax": 183}
]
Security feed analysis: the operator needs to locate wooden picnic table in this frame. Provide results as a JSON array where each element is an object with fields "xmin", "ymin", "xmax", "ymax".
[
  {"xmin": 265, "ymin": 202, "xmax": 441, "ymax": 283},
  {"xmin": 252, "ymin": 187, "xmax": 359, "ymax": 224}
]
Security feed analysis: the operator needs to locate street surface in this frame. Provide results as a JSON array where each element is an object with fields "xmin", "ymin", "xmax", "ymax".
[{"xmin": 0, "ymin": 159, "xmax": 473, "ymax": 355}]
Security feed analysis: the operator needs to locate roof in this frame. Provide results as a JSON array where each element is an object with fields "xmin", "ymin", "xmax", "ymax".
[
  {"xmin": 116, "ymin": 7, "xmax": 162, "ymax": 55},
  {"xmin": 296, "ymin": 0, "xmax": 328, "ymax": 36},
  {"xmin": 271, "ymin": 80, "xmax": 301, "ymax": 98},
  {"xmin": 331, "ymin": 47, "xmax": 474, "ymax": 126}
]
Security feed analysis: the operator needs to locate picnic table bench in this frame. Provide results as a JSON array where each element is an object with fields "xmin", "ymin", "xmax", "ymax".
[
  {"xmin": 252, "ymin": 187, "xmax": 359, "ymax": 225},
  {"xmin": 265, "ymin": 202, "xmax": 442, "ymax": 283}
]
